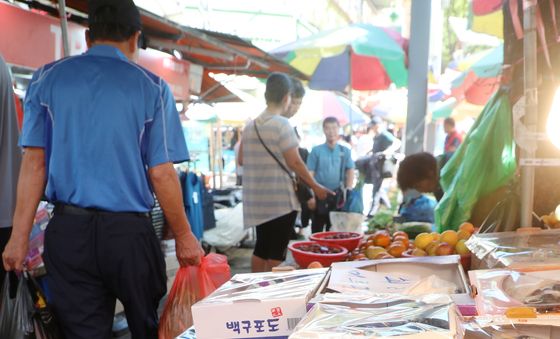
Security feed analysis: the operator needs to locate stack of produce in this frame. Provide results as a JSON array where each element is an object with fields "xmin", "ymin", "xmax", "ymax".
[{"xmin": 348, "ymin": 222, "xmax": 476, "ymax": 261}]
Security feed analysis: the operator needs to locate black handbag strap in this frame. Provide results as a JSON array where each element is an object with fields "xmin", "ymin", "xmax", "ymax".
[
  {"xmin": 253, "ymin": 122, "xmax": 296, "ymax": 182},
  {"xmin": 338, "ymin": 145, "xmax": 346, "ymax": 187}
]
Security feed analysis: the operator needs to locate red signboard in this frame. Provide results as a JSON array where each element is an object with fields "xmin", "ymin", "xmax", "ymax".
[
  {"xmin": 0, "ymin": 2, "xmax": 190, "ymax": 100},
  {"xmin": 138, "ymin": 48, "xmax": 191, "ymax": 101}
]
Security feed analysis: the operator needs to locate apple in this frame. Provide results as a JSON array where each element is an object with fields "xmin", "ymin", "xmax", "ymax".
[
  {"xmin": 426, "ymin": 240, "xmax": 441, "ymax": 256},
  {"xmin": 366, "ymin": 246, "xmax": 387, "ymax": 259},
  {"xmin": 374, "ymin": 252, "xmax": 393, "ymax": 259},
  {"xmin": 414, "ymin": 233, "xmax": 434, "ymax": 250},
  {"xmin": 455, "ymin": 239, "xmax": 470, "ymax": 255},
  {"xmin": 412, "ymin": 248, "xmax": 427, "ymax": 256},
  {"xmin": 435, "ymin": 242, "xmax": 455, "ymax": 256}
]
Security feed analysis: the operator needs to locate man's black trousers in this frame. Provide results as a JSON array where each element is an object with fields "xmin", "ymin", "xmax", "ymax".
[{"xmin": 44, "ymin": 208, "xmax": 167, "ymax": 339}]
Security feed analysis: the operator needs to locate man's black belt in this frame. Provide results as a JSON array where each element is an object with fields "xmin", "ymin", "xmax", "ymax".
[{"xmin": 53, "ymin": 204, "xmax": 150, "ymax": 219}]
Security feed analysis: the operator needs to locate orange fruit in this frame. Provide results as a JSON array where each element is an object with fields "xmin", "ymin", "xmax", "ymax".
[
  {"xmin": 387, "ymin": 243, "xmax": 407, "ymax": 258},
  {"xmin": 431, "ymin": 232, "xmax": 441, "ymax": 241},
  {"xmin": 393, "ymin": 231, "xmax": 409, "ymax": 239},
  {"xmin": 307, "ymin": 261, "xmax": 323, "ymax": 269},
  {"xmin": 373, "ymin": 233, "xmax": 392, "ymax": 248},
  {"xmin": 457, "ymin": 230, "xmax": 471, "ymax": 241},
  {"xmin": 440, "ymin": 230, "xmax": 459, "ymax": 247},
  {"xmin": 393, "ymin": 235, "xmax": 409, "ymax": 247},
  {"xmin": 459, "ymin": 222, "xmax": 475, "ymax": 234}
]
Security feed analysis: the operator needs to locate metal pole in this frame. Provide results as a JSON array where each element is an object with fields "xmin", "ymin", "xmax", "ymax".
[
  {"xmin": 404, "ymin": 0, "xmax": 431, "ymax": 155},
  {"xmin": 58, "ymin": 0, "xmax": 70, "ymax": 57},
  {"xmin": 520, "ymin": 1, "xmax": 539, "ymax": 226},
  {"xmin": 209, "ymin": 123, "xmax": 216, "ymax": 189},
  {"xmin": 217, "ymin": 120, "xmax": 223, "ymax": 189}
]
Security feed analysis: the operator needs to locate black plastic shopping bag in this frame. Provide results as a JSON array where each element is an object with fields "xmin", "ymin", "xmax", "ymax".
[
  {"xmin": 0, "ymin": 272, "xmax": 62, "ymax": 339},
  {"xmin": 0, "ymin": 272, "xmax": 34, "ymax": 339},
  {"xmin": 0, "ymin": 272, "xmax": 18, "ymax": 337}
]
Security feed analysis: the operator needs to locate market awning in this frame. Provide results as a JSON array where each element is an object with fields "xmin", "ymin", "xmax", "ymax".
[
  {"xmin": 199, "ymin": 71, "xmax": 242, "ymax": 104},
  {"xmin": 21, "ymin": 0, "xmax": 307, "ymax": 80}
]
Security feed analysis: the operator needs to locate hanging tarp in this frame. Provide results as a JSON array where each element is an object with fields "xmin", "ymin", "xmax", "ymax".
[{"xmin": 435, "ymin": 89, "xmax": 517, "ymax": 231}]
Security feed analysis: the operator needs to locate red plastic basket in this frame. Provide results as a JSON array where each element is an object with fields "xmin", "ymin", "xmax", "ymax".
[
  {"xmin": 288, "ymin": 241, "xmax": 348, "ymax": 268},
  {"xmin": 309, "ymin": 231, "xmax": 363, "ymax": 251}
]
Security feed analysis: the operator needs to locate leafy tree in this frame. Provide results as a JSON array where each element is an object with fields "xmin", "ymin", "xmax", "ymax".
[{"xmin": 442, "ymin": 0, "xmax": 469, "ymax": 69}]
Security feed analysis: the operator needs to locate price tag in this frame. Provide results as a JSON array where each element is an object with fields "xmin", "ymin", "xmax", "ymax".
[
  {"xmin": 518, "ymin": 132, "xmax": 549, "ymax": 141},
  {"xmin": 519, "ymin": 158, "xmax": 560, "ymax": 167}
]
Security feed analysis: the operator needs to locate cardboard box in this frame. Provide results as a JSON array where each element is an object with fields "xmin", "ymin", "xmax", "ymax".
[
  {"xmin": 328, "ymin": 255, "xmax": 470, "ymax": 295},
  {"xmin": 192, "ymin": 268, "xmax": 328, "ymax": 339},
  {"xmin": 315, "ymin": 256, "xmax": 473, "ymax": 316},
  {"xmin": 291, "ymin": 294, "xmax": 462, "ymax": 338}
]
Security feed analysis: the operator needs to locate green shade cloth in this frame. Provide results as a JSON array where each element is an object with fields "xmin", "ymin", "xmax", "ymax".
[{"xmin": 435, "ymin": 89, "xmax": 517, "ymax": 231}]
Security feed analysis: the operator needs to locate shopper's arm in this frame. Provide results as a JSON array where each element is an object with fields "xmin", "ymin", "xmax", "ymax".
[
  {"xmin": 3, "ymin": 148, "xmax": 45, "ymax": 271},
  {"xmin": 283, "ymin": 147, "xmax": 333, "ymax": 200},
  {"xmin": 149, "ymin": 163, "xmax": 203, "ymax": 267},
  {"xmin": 237, "ymin": 139, "xmax": 243, "ymax": 166},
  {"xmin": 307, "ymin": 170, "xmax": 317, "ymax": 210}
]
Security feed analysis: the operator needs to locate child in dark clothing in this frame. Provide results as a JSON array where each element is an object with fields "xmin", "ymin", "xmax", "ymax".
[{"xmin": 397, "ymin": 152, "xmax": 439, "ymax": 223}]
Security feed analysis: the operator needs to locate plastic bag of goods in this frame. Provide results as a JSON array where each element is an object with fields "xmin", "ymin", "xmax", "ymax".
[
  {"xmin": 158, "ymin": 254, "xmax": 230, "ymax": 339},
  {"xmin": 330, "ymin": 211, "xmax": 364, "ymax": 233}
]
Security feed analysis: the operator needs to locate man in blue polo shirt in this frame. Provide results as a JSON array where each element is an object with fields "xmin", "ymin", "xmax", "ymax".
[
  {"xmin": 307, "ymin": 117, "xmax": 354, "ymax": 233},
  {"xmin": 2, "ymin": 1, "xmax": 203, "ymax": 338}
]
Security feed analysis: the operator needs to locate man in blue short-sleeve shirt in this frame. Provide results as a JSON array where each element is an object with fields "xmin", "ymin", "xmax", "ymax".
[
  {"xmin": 307, "ymin": 117, "xmax": 355, "ymax": 233},
  {"xmin": 2, "ymin": 1, "xmax": 203, "ymax": 338}
]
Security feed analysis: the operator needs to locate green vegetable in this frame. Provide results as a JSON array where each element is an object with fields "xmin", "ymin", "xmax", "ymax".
[
  {"xmin": 398, "ymin": 222, "xmax": 433, "ymax": 239},
  {"xmin": 367, "ymin": 210, "xmax": 394, "ymax": 232}
]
